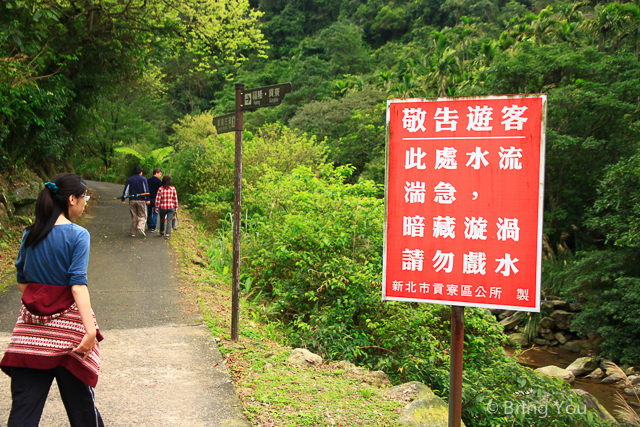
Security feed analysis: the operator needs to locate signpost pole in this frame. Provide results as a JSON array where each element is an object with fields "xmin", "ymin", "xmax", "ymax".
[
  {"xmin": 448, "ymin": 306, "xmax": 464, "ymax": 427},
  {"xmin": 231, "ymin": 82, "xmax": 244, "ymax": 342}
]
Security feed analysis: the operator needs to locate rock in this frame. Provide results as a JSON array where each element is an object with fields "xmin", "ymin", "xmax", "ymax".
[
  {"xmin": 0, "ymin": 190, "xmax": 13, "ymax": 213},
  {"xmin": 624, "ymin": 387, "xmax": 640, "ymax": 396},
  {"xmin": 541, "ymin": 300, "xmax": 555, "ymax": 310},
  {"xmin": 498, "ymin": 310, "xmax": 515, "ymax": 320},
  {"xmin": 15, "ymin": 203, "xmax": 35, "ymax": 216},
  {"xmin": 601, "ymin": 374, "xmax": 625, "ymax": 385},
  {"xmin": 533, "ymin": 338, "xmax": 550, "ymax": 346},
  {"xmin": 552, "ymin": 300, "xmax": 569, "ymax": 310},
  {"xmin": 363, "ymin": 370, "xmax": 390, "ymax": 387},
  {"xmin": 540, "ymin": 317, "xmax": 555, "ymax": 329},
  {"xmin": 536, "ymin": 365, "xmax": 575, "ymax": 384},
  {"xmin": 568, "ymin": 303, "xmax": 581, "ymax": 312},
  {"xmin": 13, "ymin": 181, "xmax": 41, "ymax": 205},
  {"xmin": 560, "ymin": 340, "xmax": 592, "ymax": 353},
  {"xmin": 566, "ymin": 357, "xmax": 599, "ymax": 377},
  {"xmin": 625, "ymin": 367, "xmax": 636, "ymax": 376},
  {"xmin": 573, "ymin": 389, "xmax": 617, "ymax": 423},
  {"xmin": 337, "ymin": 360, "xmax": 358, "ymax": 370},
  {"xmin": 586, "ymin": 368, "xmax": 605, "ymax": 379},
  {"xmin": 386, "ymin": 382, "xmax": 467, "ymax": 427},
  {"xmin": 554, "ymin": 332, "xmax": 568, "ymax": 345},
  {"xmin": 541, "ymin": 332, "xmax": 555, "ymax": 341},
  {"xmin": 499, "ymin": 312, "xmax": 526, "ymax": 330},
  {"xmin": 508, "ymin": 333, "xmax": 529, "ymax": 347},
  {"xmin": 550, "ymin": 310, "xmax": 575, "ymax": 330},
  {"xmin": 190, "ymin": 255, "xmax": 207, "ymax": 267},
  {"xmin": 550, "ymin": 340, "xmax": 559, "ymax": 346},
  {"xmin": 287, "ymin": 348, "xmax": 322, "ymax": 365},
  {"xmin": 263, "ymin": 363, "xmax": 274, "ymax": 371},
  {"xmin": 629, "ymin": 375, "xmax": 640, "ymax": 386}
]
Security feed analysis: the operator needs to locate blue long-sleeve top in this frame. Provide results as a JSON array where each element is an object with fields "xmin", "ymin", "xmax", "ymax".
[{"xmin": 15, "ymin": 223, "xmax": 90, "ymax": 287}]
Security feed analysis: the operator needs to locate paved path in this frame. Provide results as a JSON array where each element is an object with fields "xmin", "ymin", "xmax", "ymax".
[{"xmin": 0, "ymin": 181, "xmax": 250, "ymax": 426}]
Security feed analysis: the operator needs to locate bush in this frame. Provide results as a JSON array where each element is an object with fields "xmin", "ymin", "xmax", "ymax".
[{"xmin": 237, "ymin": 164, "xmax": 609, "ymax": 426}]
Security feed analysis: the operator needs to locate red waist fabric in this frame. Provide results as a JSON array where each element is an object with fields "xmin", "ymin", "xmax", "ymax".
[
  {"xmin": 22, "ymin": 282, "xmax": 75, "ymax": 316},
  {"xmin": 1, "ymin": 283, "xmax": 104, "ymax": 387}
]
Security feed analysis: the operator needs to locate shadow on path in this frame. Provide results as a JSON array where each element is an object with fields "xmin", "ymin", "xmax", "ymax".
[{"xmin": 0, "ymin": 180, "xmax": 250, "ymax": 426}]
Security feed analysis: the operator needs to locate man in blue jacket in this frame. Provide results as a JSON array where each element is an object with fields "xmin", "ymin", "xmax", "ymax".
[{"xmin": 121, "ymin": 166, "xmax": 150, "ymax": 237}]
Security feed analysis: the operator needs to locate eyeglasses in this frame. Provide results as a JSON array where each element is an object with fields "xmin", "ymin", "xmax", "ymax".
[{"xmin": 81, "ymin": 195, "xmax": 90, "ymax": 201}]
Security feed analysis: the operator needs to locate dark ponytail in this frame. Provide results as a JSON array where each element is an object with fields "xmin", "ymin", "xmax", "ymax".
[
  {"xmin": 24, "ymin": 173, "xmax": 87, "ymax": 248},
  {"xmin": 162, "ymin": 175, "xmax": 172, "ymax": 189}
]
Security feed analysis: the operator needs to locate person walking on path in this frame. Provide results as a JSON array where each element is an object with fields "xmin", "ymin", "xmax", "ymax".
[
  {"xmin": 1, "ymin": 173, "xmax": 104, "ymax": 427},
  {"xmin": 155, "ymin": 176, "xmax": 178, "ymax": 240},
  {"xmin": 147, "ymin": 168, "xmax": 163, "ymax": 232},
  {"xmin": 122, "ymin": 166, "xmax": 150, "ymax": 237}
]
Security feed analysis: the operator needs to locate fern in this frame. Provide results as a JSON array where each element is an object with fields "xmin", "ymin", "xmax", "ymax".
[{"xmin": 114, "ymin": 147, "xmax": 145, "ymax": 160}]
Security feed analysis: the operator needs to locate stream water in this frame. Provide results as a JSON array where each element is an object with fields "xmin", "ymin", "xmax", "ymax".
[{"xmin": 505, "ymin": 346, "xmax": 638, "ymax": 417}]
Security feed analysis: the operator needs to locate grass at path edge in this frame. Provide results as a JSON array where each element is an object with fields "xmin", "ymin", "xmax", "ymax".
[{"xmin": 171, "ymin": 208, "xmax": 408, "ymax": 427}]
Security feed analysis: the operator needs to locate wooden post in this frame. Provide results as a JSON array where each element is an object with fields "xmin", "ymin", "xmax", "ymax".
[
  {"xmin": 231, "ymin": 82, "xmax": 244, "ymax": 341},
  {"xmin": 449, "ymin": 306, "xmax": 464, "ymax": 427}
]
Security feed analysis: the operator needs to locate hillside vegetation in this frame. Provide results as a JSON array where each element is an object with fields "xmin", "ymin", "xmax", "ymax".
[{"xmin": 3, "ymin": 0, "xmax": 640, "ymax": 425}]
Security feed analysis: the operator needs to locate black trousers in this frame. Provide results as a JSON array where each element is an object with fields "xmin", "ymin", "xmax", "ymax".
[{"xmin": 8, "ymin": 366, "xmax": 104, "ymax": 427}]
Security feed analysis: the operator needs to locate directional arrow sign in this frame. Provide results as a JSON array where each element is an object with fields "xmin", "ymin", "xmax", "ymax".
[
  {"xmin": 243, "ymin": 82, "xmax": 292, "ymax": 110},
  {"xmin": 213, "ymin": 113, "xmax": 237, "ymax": 134}
]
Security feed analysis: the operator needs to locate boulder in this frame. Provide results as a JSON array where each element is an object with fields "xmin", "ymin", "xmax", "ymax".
[
  {"xmin": 498, "ymin": 310, "xmax": 515, "ymax": 320},
  {"xmin": 541, "ymin": 332, "xmax": 555, "ymax": 341},
  {"xmin": 573, "ymin": 389, "xmax": 617, "ymax": 424},
  {"xmin": 385, "ymin": 382, "xmax": 467, "ymax": 427},
  {"xmin": 566, "ymin": 357, "xmax": 599, "ymax": 377},
  {"xmin": 554, "ymin": 332, "xmax": 568, "ymax": 345},
  {"xmin": 533, "ymin": 338, "xmax": 550, "ymax": 346},
  {"xmin": 287, "ymin": 348, "xmax": 323, "ymax": 365},
  {"xmin": 624, "ymin": 387, "xmax": 640, "ymax": 396},
  {"xmin": 628, "ymin": 375, "xmax": 640, "ymax": 386},
  {"xmin": 540, "ymin": 317, "xmax": 555, "ymax": 329},
  {"xmin": 508, "ymin": 333, "xmax": 529, "ymax": 347},
  {"xmin": 552, "ymin": 300, "xmax": 569, "ymax": 310},
  {"xmin": 568, "ymin": 303, "xmax": 581, "ymax": 312},
  {"xmin": 586, "ymin": 368, "xmax": 605, "ymax": 379},
  {"xmin": 541, "ymin": 300, "xmax": 555, "ymax": 310},
  {"xmin": 0, "ymin": 190, "xmax": 13, "ymax": 213},
  {"xmin": 363, "ymin": 370, "xmax": 391, "ymax": 387},
  {"xmin": 13, "ymin": 181, "xmax": 40, "ymax": 205},
  {"xmin": 536, "ymin": 365, "xmax": 575, "ymax": 384},
  {"xmin": 499, "ymin": 312, "xmax": 526, "ymax": 330},
  {"xmin": 601, "ymin": 374, "xmax": 625, "ymax": 385},
  {"xmin": 550, "ymin": 310, "xmax": 575, "ymax": 330},
  {"xmin": 625, "ymin": 366, "xmax": 636, "ymax": 376}
]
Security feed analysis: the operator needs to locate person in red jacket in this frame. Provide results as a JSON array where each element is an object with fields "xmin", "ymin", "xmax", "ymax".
[{"xmin": 155, "ymin": 175, "xmax": 178, "ymax": 239}]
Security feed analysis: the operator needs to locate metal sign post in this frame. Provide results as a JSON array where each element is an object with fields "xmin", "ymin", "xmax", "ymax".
[
  {"xmin": 449, "ymin": 306, "xmax": 464, "ymax": 427},
  {"xmin": 212, "ymin": 82, "xmax": 292, "ymax": 342}
]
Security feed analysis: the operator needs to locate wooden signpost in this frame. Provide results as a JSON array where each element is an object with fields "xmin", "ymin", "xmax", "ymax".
[{"xmin": 212, "ymin": 82, "xmax": 292, "ymax": 341}]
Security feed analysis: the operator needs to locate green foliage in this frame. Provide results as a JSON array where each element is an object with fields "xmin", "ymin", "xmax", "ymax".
[
  {"xmin": 562, "ymin": 249, "xmax": 640, "ymax": 365},
  {"xmin": 230, "ymin": 163, "xmax": 607, "ymax": 426},
  {"xmin": 170, "ymin": 116, "xmax": 326, "ymax": 212}
]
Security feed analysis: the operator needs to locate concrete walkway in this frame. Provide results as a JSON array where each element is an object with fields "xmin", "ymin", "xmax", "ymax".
[{"xmin": 0, "ymin": 181, "xmax": 250, "ymax": 426}]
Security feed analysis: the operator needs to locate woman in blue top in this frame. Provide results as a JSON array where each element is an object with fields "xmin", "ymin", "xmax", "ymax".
[{"xmin": 1, "ymin": 173, "xmax": 104, "ymax": 427}]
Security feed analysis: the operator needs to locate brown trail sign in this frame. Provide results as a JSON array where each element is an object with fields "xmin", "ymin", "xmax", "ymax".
[{"xmin": 212, "ymin": 82, "xmax": 292, "ymax": 341}]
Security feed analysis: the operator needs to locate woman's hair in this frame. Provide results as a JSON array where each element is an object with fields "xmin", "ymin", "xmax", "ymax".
[
  {"xmin": 162, "ymin": 175, "xmax": 172, "ymax": 189},
  {"xmin": 25, "ymin": 173, "xmax": 87, "ymax": 248}
]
